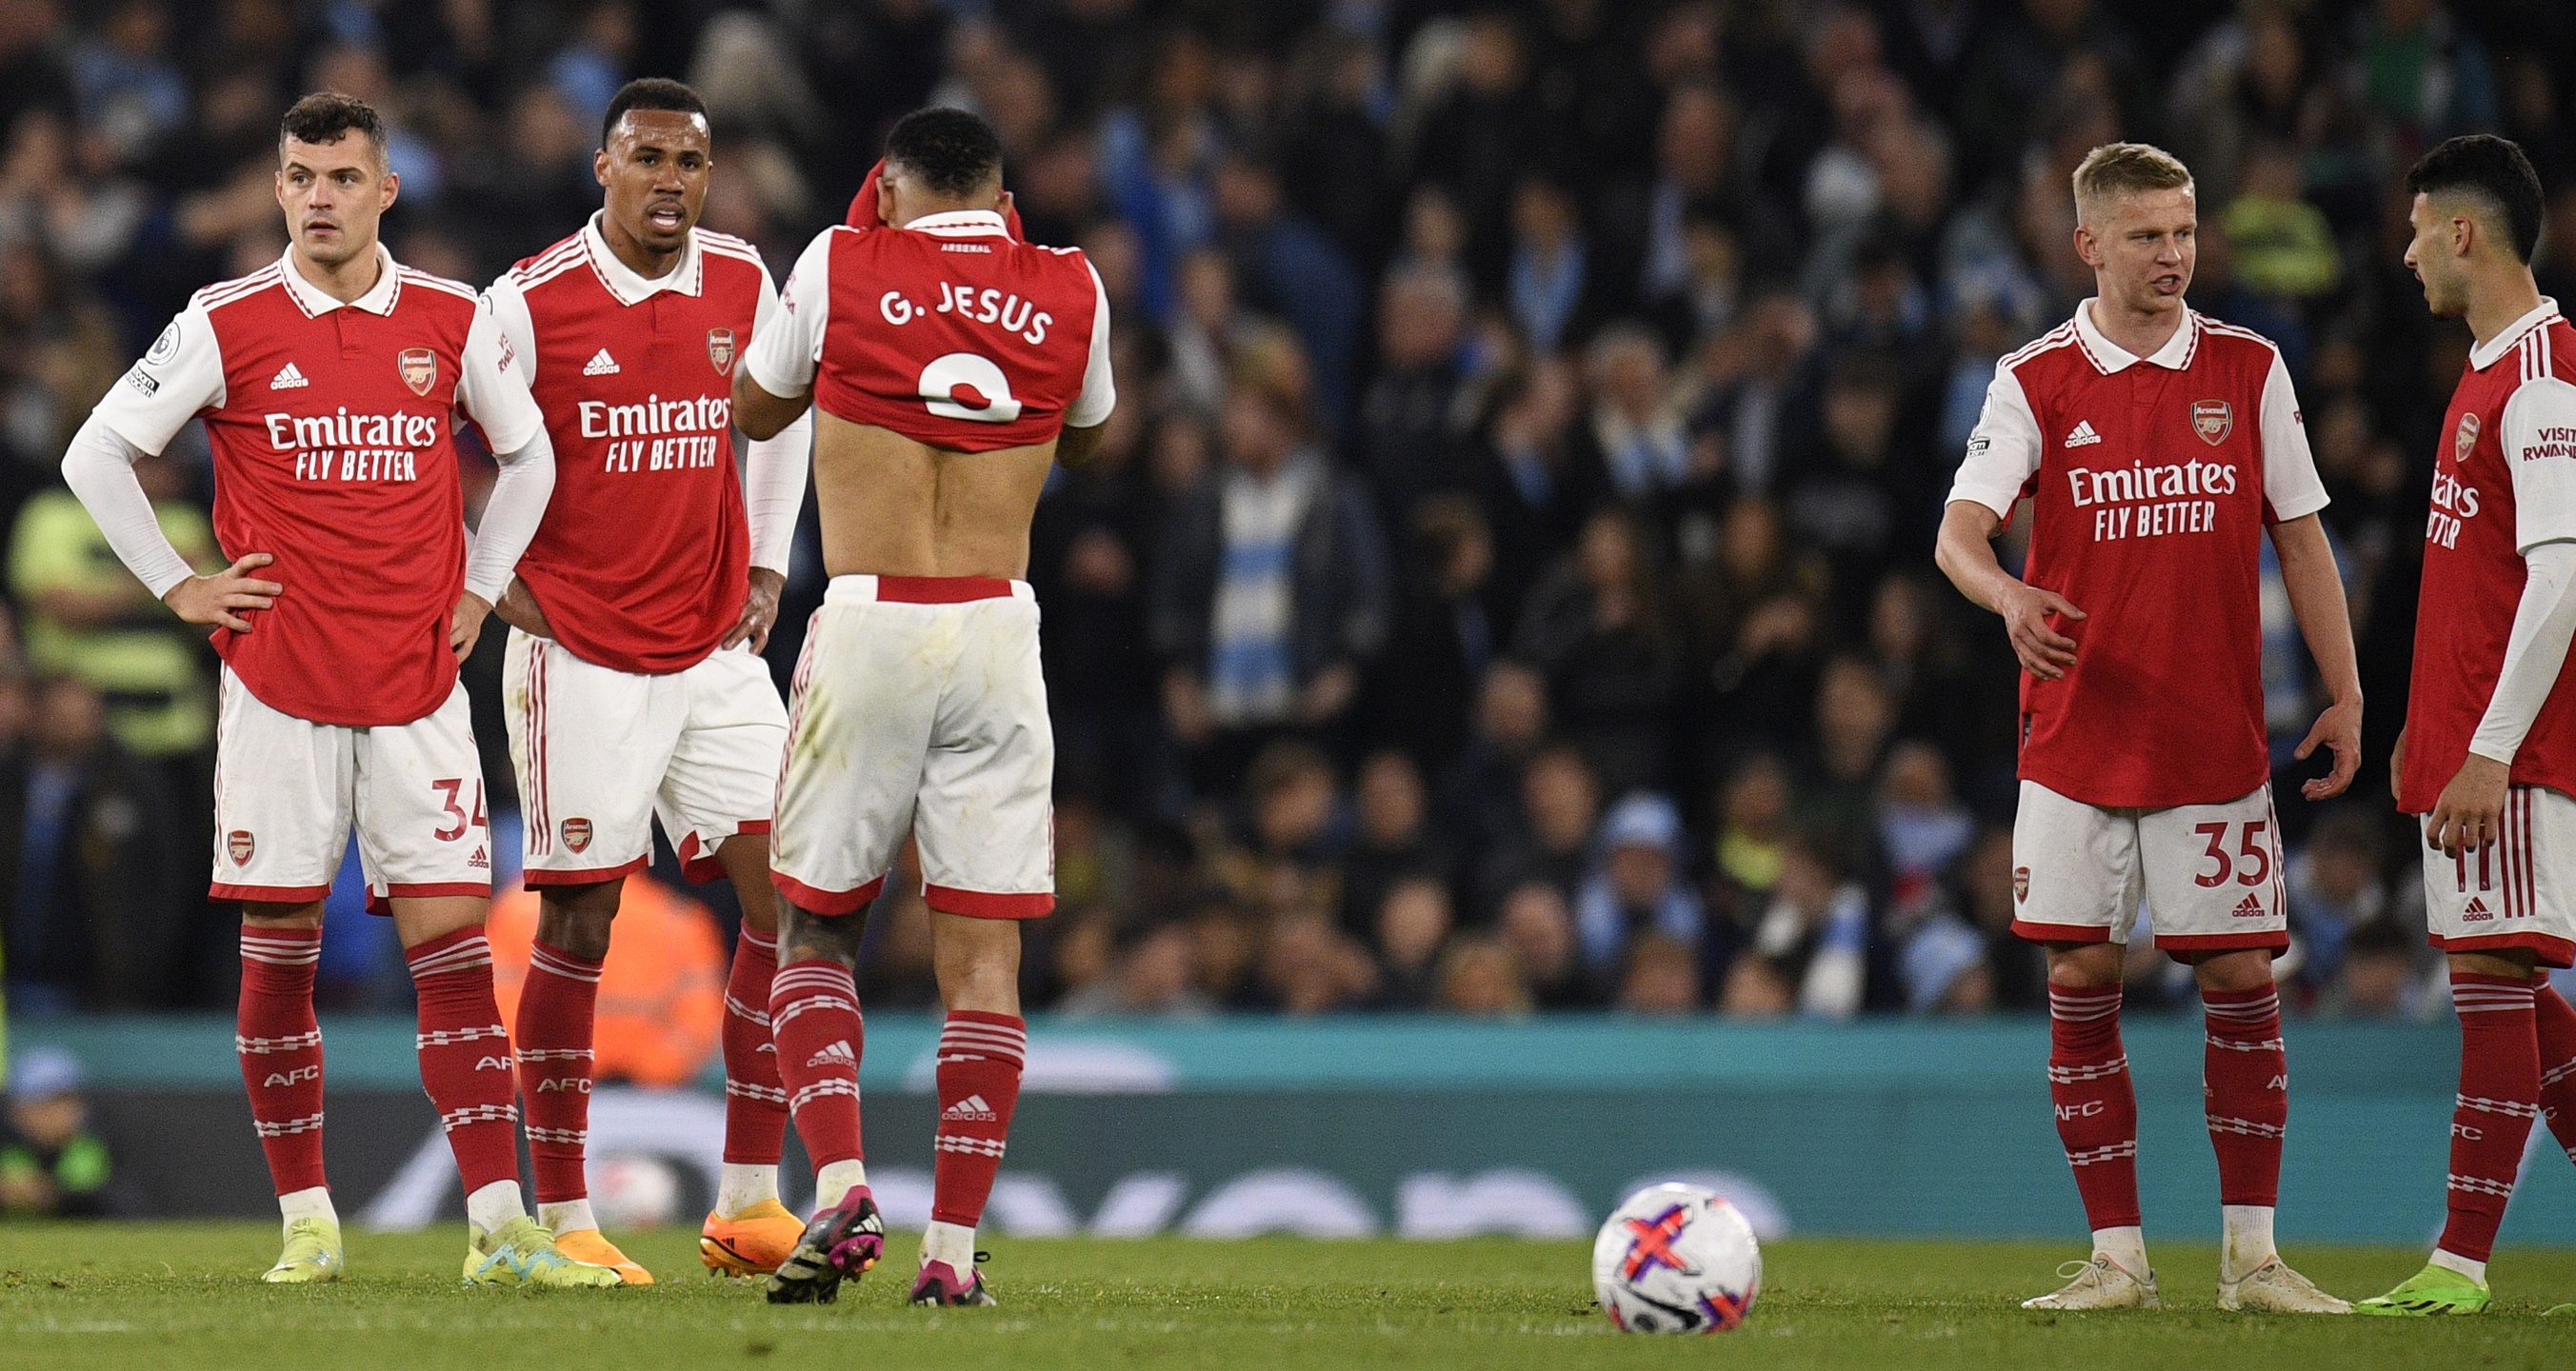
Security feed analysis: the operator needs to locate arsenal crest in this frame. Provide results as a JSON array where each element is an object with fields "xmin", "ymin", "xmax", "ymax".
[
  {"xmin": 2189, "ymin": 399, "xmax": 2233, "ymax": 446},
  {"xmin": 707, "ymin": 327, "xmax": 736, "ymax": 375},
  {"xmin": 2457, "ymin": 412, "xmax": 2482, "ymax": 464},
  {"xmin": 398, "ymin": 347, "xmax": 437, "ymax": 396},
  {"xmin": 562, "ymin": 817, "xmax": 593, "ymax": 853},
  {"xmin": 2012, "ymin": 865, "xmax": 2030, "ymax": 904},
  {"xmin": 228, "ymin": 830, "xmax": 256, "ymax": 865}
]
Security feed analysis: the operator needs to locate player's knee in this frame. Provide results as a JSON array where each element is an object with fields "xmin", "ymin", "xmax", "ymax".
[
  {"xmin": 2189, "ymin": 947, "xmax": 2276, "ymax": 993},
  {"xmin": 534, "ymin": 884, "xmax": 621, "ymax": 960},
  {"xmin": 240, "ymin": 900, "xmax": 325, "ymax": 930},
  {"xmin": 2043, "ymin": 942, "xmax": 2123, "ymax": 990}
]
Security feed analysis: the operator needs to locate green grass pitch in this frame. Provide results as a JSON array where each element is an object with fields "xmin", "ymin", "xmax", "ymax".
[{"xmin": 0, "ymin": 1224, "xmax": 2571, "ymax": 1369}]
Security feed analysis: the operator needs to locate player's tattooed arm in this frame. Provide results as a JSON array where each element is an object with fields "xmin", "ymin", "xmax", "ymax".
[
  {"xmin": 778, "ymin": 900, "xmax": 870, "ymax": 971},
  {"xmin": 1932, "ymin": 500, "xmax": 2085, "ymax": 681}
]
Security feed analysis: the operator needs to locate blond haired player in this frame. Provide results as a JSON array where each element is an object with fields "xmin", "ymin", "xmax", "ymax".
[{"xmin": 1935, "ymin": 143, "xmax": 2358, "ymax": 1313}]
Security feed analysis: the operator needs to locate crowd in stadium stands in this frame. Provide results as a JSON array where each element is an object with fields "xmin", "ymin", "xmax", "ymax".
[{"xmin": 3, "ymin": 0, "xmax": 2575, "ymax": 1023}]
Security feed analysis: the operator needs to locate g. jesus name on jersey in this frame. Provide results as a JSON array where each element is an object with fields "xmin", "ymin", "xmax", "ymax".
[
  {"xmin": 487, "ymin": 217, "xmax": 778, "ymax": 675},
  {"xmin": 90, "ymin": 246, "xmax": 541, "ymax": 726},
  {"xmin": 748, "ymin": 209, "xmax": 1112, "ymax": 453},
  {"xmin": 2401, "ymin": 303, "xmax": 2576, "ymax": 814},
  {"xmin": 1949, "ymin": 304, "xmax": 2327, "ymax": 809}
]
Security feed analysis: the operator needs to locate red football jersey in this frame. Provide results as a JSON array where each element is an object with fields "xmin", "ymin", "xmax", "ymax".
[
  {"xmin": 2401, "ymin": 305, "xmax": 2576, "ymax": 813},
  {"xmin": 745, "ymin": 209, "xmax": 1113, "ymax": 453},
  {"xmin": 489, "ymin": 220, "xmax": 774, "ymax": 674},
  {"xmin": 92, "ymin": 247, "xmax": 543, "ymax": 726},
  {"xmin": 1948, "ymin": 305, "xmax": 2327, "ymax": 808}
]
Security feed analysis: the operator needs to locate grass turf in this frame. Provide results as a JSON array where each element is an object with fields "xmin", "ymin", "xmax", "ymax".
[{"xmin": 0, "ymin": 1224, "xmax": 2570, "ymax": 1369}]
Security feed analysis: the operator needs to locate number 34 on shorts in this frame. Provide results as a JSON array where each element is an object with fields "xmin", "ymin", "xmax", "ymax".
[{"xmin": 2007, "ymin": 780, "xmax": 2288, "ymax": 954}]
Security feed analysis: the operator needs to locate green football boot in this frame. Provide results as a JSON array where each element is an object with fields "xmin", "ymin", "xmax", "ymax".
[
  {"xmin": 260, "ymin": 1216, "xmax": 345, "ymax": 1283},
  {"xmin": 2355, "ymin": 1262, "xmax": 2490, "ymax": 1316},
  {"xmin": 461, "ymin": 1217, "xmax": 624, "ymax": 1289}
]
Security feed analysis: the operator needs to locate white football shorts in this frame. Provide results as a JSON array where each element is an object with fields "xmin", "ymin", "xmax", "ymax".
[
  {"xmin": 210, "ymin": 667, "xmax": 491, "ymax": 905},
  {"xmin": 2419, "ymin": 784, "xmax": 2576, "ymax": 968},
  {"xmin": 503, "ymin": 630, "xmax": 787, "ymax": 887},
  {"xmin": 770, "ymin": 574, "xmax": 1055, "ymax": 919},
  {"xmin": 2008, "ymin": 779, "xmax": 2289, "ymax": 957}
]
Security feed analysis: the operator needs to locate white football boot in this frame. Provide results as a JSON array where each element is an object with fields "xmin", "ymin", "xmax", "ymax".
[
  {"xmin": 2217, "ymin": 1257, "xmax": 2351, "ymax": 1313},
  {"xmin": 2022, "ymin": 1253, "xmax": 2161, "ymax": 1310}
]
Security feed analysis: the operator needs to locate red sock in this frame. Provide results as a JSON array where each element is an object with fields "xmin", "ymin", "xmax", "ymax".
[
  {"xmin": 238, "ymin": 924, "xmax": 327, "ymax": 1195},
  {"xmin": 2440, "ymin": 972, "xmax": 2542, "ymax": 1262},
  {"xmin": 722, "ymin": 924, "xmax": 789, "ymax": 1165},
  {"xmin": 405, "ymin": 928, "xmax": 522, "ymax": 1195},
  {"xmin": 2047, "ymin": 984, "xmax": 2139, "ymax": 1230},
  {"xmin": 932, "ymin": 1012, "xmax": 1026, "ymax": 1228},
  {"xmin": 769, "ymin": 958, "xmax": 863, "ymax": 1169},
  {"xmin": 513, "ymin": 941, "xmax": 601, "ymax": 1204},
  {"xmin": 2537, "ymin": 980, "xmax": 2576, "ymax": 1169},
  {"xmin": 2202, "ymin": 983, "xmax": 2287, "ymax": 1206}
]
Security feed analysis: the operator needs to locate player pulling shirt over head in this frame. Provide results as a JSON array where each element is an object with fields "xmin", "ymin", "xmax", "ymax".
[{"xmin": 733, "ymin": 107, "xmax": 1113, "ymax": 1309}]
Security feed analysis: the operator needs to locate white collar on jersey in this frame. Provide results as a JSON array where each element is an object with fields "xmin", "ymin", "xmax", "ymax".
[
  {"xmin": 581, "ymin": 210, "xmax": 703, "ymax": 306},
  {"xmin": 2070, "ymin": 297, "xmax": 2200, "ymax": 373},
  {"xmin": 279, "ymin": 243, "xmax": 402, "ymax": 318},
  {"xmin": 2468, "ymin": 297, "xmax": 2563, "ymax": 371},
  {"xmin": 901, "ymin": 209, "xmax": 1011, "ymax": 238}
]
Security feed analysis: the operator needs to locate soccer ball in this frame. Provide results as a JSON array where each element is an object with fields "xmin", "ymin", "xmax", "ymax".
[
  {"xmin": 587, "ymin": 1152, "xmax": 682, "ymax": 1230},
  {"xmin": 1591, "ymin": 1182, "xmax": 1761, "ymax": 1333}
]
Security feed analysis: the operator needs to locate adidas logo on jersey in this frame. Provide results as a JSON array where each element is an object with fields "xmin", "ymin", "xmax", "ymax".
[
  {"xmin": 2464, "ymin": 897, "xmax": 2494, "ymax": 922},
  {"xmin": 942, "ymin": 1093, "xmax": 999, "ymax": 1123},
  {"xmin": 2064, "ymin": 420, "xmax": 2102, "ymax": 447},
  {"xmin": 808, "ymin": 1040, "xmax": 856, "ymax": 1068},
  {"xmin": 2230, "ymin": 893, "xmax": 2266, "ymax": 919},
  {"xmin": 583, "ymin": 348, "xmax": 621, "ymax": 376},
  {"xmin": 270, "ymin": 362, "xmax": 309, "ymax": 390}
]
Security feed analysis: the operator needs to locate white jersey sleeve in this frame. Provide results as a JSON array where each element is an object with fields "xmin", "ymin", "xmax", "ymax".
[
  {"xmin": 742, "ymin": 263, "xmax": 809, "ymax": 575},
  {"xmin": 482, "ymin": 272, "xmax": 539, "ymax": 387},
  {"xmin": 2504, "ymin": 375, "xmax": 2576, "ymax": 551},
  {"xmin": 455, "ymin": 294, "xmax": 545, "ymax": 456},
  {"xmin": 1946, "ymin": 362, "xmax": 2042, "ymax": 518},
  {"xmin": 1063, "ymin": 259, "xmax": 1116, "ymax": 429},
  {"xmin": 90, "ymin": 301, "xmax": 226, "ymax": 455},
  {"xmin": 743, "ymin": 228, "xmax": 834, "ymax": 400},
  {"xmin": 2258, "ymin": 350, "xmax": 2328, "ymax": 522}
]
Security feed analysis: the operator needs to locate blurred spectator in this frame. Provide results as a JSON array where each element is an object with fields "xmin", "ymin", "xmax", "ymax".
[
  {"xmin": 2, "ymin": 1046, "xmax": 131, "ymax": 1217},
  {"xmin": 1478, "ymin": 743, "xmax": 1598, "ymax": 911},
  {"xmin": 1498, "ymin": 879, "xmax": 1594, "ymax": 1008},
  {"xmin": 8, "ymin": 451, "xmax": 214, "ymax": 758},
  {"xmin": 2286, "ymin": 805, "xmax": 2389, "ymax": 1001},
  {"xmin": 1460, "ymin": 357, "xmax": 1608, "ymax": 611},
  {"xmin": 2335, "ymin": 915, "xmax": 2437, "ymax": 1020},
  {"xmin": 1876, "ymin": 741, "xmax": 1975, "ymax": 915},
  {"xmin": 1373, "ymin": 875, "xmax": 1453, "ymax": 1009},
  {"xmin": 1436, "ymin": 660, "xmax": 1549, "ymax": 870},
  {"xmin": 1508, "ymin": 175, "xmax": 1593, "ymax": 352},
  {"xmin": 1337, "ymin": 749, "xmax": 1448, "ymax": 940},
  {"xmin": 1511, "ymin": 507, "xmax": 1680, "ymax": 795},
  {"xmin": 3, "ymin": 674, "xmax": 182, "ymax": 1010},
  {"xmin": 1618, "ymin": 930, "xmax": 1702, "ymax": 1015},
  {"xmin": 2223, "ymin": 142, "xmax": 2340, "ymax": 301},
  {"xmin": 1434, "ymin": 933, "xmax": 1530, "ymax": 1017},
  {"xmin": 1351, "ymin": 261, "xmax": 1471, "ymax": 525},
  {"xmin": 1061, "ymin": 918, "xmax": 1214, "ymax": 1018},
  {"xmin": 1253, "ymin": 907, "xmax": 1377, "ymax": 1015},
  {"xmin": 1956, "ymin": 823, "xmax": 2048, "ymax": 1011},
  {"xmin": 1584, "ymin": 325, "xmax": 1690, "ymax": 499},
  {"xmin": 1574, "ymin": 791, "xmax": 1707, "ymax": 985},
  {"xmin": 1152, "ymin": 387, "xmax": 1390, "ymax": 791},
  {"xmin": 1359, "ymin": 495, "xmax": 1502, "ymax": 767},
  {"xmin": 1724, "ymin": 830, "xmax": 1870, "ymax": 1021}
]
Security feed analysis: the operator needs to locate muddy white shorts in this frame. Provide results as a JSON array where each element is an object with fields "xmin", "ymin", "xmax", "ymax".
[
  {"xmin": 2007, "ymin": 779, "xmax": 2288, "ymax": 957},
  {"xmin": 503, "ymin": 630, "xmax": 788, "ymax": 887},
  {"xmin": 770, "ymin": 574, "xmax": 1054, "ymax": 919},
  {"xmin": 210, "ymin": 667, "xmax": 491, "ymax": 905},
  {"xmin": 2419, "ymin": 784, "xmax": 2576, "ymax": 968}
]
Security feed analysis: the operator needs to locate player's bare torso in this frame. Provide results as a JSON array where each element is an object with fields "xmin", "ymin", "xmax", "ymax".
[{"xmin": 811, "ymin": 414, "xmax": 1057, "ymax": 581}]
